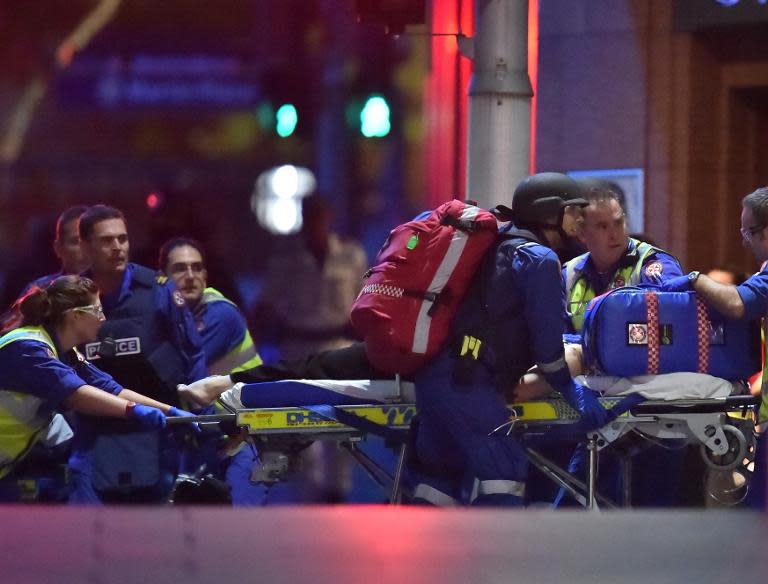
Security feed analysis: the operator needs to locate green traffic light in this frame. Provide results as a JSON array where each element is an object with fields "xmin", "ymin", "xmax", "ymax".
[
  {"xmin": 276, "ymin": 103, "xmax": 298, "ymax": 137},
  {"xmin": 360, "ymin": 95, "xmax": 390, "ymax": 138}
]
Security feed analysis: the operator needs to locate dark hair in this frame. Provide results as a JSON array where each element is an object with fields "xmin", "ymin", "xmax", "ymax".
[
  {"xmin": 582, "ymin": 186, "xmax": 624, "ymax": 209},
  {"xmin": 742, "ymin": 187, "xmax": 768, "ymax": 227},
  {"xmin": 158, "ymin": 237, "xmax": 206, "ymax": 272},
  {"xmin": 10, "ymin": 275, "xmax": 100, "ymax": 330},
  {"xmin": 577, "ymin": 177, "xmax": 627, "ymax": 213},
  {"xmin": 78, "ymin": 204, "xmax": 126, "ymax": 241},
  {"xmin": 55, "ymin": 205, "xmax": 89, "ymax": 242}
]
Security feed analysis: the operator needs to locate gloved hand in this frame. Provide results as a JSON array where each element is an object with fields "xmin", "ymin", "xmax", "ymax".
[
  {"xmin": 168, "ymin": 406, "xmax": 195, "ymax": 419},
  {"xmin": 127, "ymin": 404, "xmax": 167, "ymax": 430},
  {"xmin": 168, "ymin": 406, "xmax": 201, "ymax": 433},
  {"xmin": 660, "ymin": 274, "xmax": 694, "ymax": 293},
  {"xmin": 560, "ymin": 382, "xmax": 613, "ymax": 431}
]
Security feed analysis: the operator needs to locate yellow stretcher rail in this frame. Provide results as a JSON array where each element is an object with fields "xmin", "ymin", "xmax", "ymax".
[{"xmin": 232, "ymin": 397, "xmax": 633, "ymax": 434}]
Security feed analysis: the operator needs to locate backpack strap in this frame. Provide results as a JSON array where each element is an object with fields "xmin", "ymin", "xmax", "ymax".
[{"xmin": 451, "ymin": 228, "xmax": 544, "ymax": 385}]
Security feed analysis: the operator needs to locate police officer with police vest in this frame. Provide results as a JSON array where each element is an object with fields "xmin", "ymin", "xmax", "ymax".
[
  {"xmin": 408, "ymin": 172, "xmax": 613, "ymax": 507},
  {"xmin": 563, "ymin": 187, "xmax": 683, "ymax": 333},
  {"xmin": 68, "ymin": 205, "xmax": 207, "ymax": 504}
]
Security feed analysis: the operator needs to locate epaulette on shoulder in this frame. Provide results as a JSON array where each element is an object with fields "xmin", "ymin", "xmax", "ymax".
[
  {"xmin": 156, "ymin": 275, "xmax": 168, "ymax": 285},
  {"xmin": 130, "ymin": 264, "xmax": 160, "ymax": 288}
]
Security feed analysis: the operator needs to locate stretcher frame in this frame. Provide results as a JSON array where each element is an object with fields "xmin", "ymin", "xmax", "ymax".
[{"xmin": 167, "ymin": 393, "xmax": 760, "ymax": 509}]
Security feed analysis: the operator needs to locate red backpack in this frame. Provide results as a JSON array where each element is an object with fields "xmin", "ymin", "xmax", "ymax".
[{"xmin": 351, "ymin": 200, "xmax": 500, "ymax": 375}]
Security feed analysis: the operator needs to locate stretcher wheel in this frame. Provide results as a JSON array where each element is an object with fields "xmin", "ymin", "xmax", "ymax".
[{"xmin": 700, "ymin": 424, "xmax": 747, "ymax": 472}]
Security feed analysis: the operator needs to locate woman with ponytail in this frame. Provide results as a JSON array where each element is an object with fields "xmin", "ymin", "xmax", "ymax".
[{"xmin": 0, "ymin": 275, "xmax": 193, "ymax": 500}]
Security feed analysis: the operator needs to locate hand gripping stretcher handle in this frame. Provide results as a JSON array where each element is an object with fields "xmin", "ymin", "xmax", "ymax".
[{"xmin": 166, "ymin": 413, "xmax": 236, "ymax": 425}]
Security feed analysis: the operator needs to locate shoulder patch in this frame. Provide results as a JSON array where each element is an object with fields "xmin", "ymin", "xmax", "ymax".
[
  {"xmin": 644, "ymin": 261, "xmax": 663, "ymax": 278},
  {"xmin": 156, "ymin": 275, "xmax": 168, "ymax": 285},
  {"xmin": 172, "ymin": 289, "xmax": 186, "ymax": 307}
]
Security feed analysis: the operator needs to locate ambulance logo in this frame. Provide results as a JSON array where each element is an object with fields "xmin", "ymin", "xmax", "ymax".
[
  {"xmin": 628, "ymin": 323, "xmax": 648, "ymax": 345},
  {"xmin": 173, "ymin": 290, "xmax": 186, "ymax": 307},
  {"xmin": 644, "ymin": 261, "xmax": 663, "ymax": 278}
]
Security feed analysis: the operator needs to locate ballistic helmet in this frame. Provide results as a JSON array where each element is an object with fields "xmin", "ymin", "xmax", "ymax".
[{"xmin": 511, "ymin": 172, "xmax": 587, "ymax": 227}]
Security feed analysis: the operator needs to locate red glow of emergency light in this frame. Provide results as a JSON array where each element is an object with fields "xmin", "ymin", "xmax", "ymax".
[
  {"xmin": 528, "ymin": 0, "xmax": 539, "ymax": 174},
  {"xmin": 146, "ymin": 192, "xmax": 161, "ymax": 210}
]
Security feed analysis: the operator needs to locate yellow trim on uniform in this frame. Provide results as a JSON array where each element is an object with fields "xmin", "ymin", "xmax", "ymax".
[
  {"xmin": 201, "ymin": 287, "xmax": 263, "ymax": 375},
  {"xmin": 0, "ymin": 326, "xmax": 59, "ymax": 478},
  {"xmin": 564, "ymin": 239, "xmax": 660, "ymax": 332}
]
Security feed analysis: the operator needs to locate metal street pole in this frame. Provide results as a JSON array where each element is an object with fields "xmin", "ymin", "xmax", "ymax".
[{"xmin": 464, "ymin": 0, "xmax": 531, "ymax": 209}]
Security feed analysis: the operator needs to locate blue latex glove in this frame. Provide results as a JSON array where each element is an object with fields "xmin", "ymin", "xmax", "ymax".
[
  {"xmin": 168, "ymin": 406, "xmax": 201, "ymax": 433},
  {"xmin": 660, "ymin": 274, "xmax": 693, "ymax": 293},
  {"xmin": 560, "ymin": 382, "xmax": 613, "ymax": 431},
  {"xmin": 128, "ymin": 404, "xmax": 167, "ymax": 430}
]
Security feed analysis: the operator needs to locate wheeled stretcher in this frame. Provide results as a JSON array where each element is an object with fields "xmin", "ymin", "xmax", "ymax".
[{"xmin": 167, "ymin": 375, "xmax": 760, "ymax": 509}]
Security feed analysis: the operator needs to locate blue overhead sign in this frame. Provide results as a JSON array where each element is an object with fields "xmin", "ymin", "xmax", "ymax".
[{"xmin": 56, "ymin": 54, "xmax": 263, "ymax": 109}]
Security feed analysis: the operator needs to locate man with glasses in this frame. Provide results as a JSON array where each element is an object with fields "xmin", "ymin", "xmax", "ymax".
[
  {"xmin": 67, "ymin": 205, "xmax": 206, "ymax": 504},
  {"xmin": 159, "ymin": 237, "xmax": 261, "ymax": 375},
  {"xmin": 662, "ymin": 186, "xmax": 768, "ymax": 509},
  {"xmin": 159, "ymin": 237, "xmax": 268, "ymax": 505}
]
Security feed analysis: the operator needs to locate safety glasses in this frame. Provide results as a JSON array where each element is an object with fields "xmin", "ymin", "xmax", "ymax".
[{"xmin": 70, "ymin": 304, "xmax": 106, "ymax": 320}]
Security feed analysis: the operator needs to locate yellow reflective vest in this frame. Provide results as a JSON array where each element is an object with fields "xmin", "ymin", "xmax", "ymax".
[
  {"xmin": 200, "ymin": 288, "xmax": 262, "ymax": 375},
  {"xmin": 564, "ymin": 239, "xmax": 660, "ymax": 332},
  {"xmin": 0, "ymin": 326, "xmax": 59, "ymax": 478}
]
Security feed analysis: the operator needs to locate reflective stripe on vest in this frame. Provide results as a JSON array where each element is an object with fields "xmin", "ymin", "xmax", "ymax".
[
  {"xmin": 412, "ymin": 483, "xmax": 458, "ymax": 506},
  {"xmin": 469, "ymin": 478, "xmax": 526, "ymax": 502},
  {"xmin": 201, "ymin": 288, "xmax": 263, "ymax": 375},
  {"xmin": 565, "ymin": 239, "xmax": 659, "ymax": 332},
  {"xmin": 0, "ymin": 326, "xmax": 58, "ymax": 477}
]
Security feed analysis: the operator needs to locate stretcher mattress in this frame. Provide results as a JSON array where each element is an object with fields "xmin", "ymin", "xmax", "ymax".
[
  {"xmin": 219, "ymin": 373, "xmax": 737, "ymax": 414},
  {"xmin": 219, "ymin": 379, "xmax": 416, "ymax": 411},
  {"xmin": 579, "ymin": 372, "xmax": 740, "ymax": 400}
]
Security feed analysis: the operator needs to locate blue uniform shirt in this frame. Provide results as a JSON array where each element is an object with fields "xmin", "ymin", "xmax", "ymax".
[
  {"xmin": 0, "ymin": 331, "xmax": 123, "ymax": 415},
  {"xmin": 737, "ymin": 269, "xmax": 768, "ymax": 320},
  {"xmin": 194, "ymin": 300, "xmax": 248, "ymax": 369},
  {"xmin": 487, "ymin": 240, "xmax": 571, "ymax": 380}
]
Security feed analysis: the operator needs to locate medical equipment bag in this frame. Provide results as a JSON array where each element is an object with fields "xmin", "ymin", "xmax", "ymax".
[
  {"xmin": 581, "ymin": 287, "xmax": 760, "ymax": 379},
  {"xmin": 351, "ymin": 200, "xmax": 498, "ymax": 375}
]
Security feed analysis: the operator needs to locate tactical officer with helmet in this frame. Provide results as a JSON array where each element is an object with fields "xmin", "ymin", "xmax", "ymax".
[
  {"xmin": 68, "ymin": 205, "xmax": 207, "ymax": 504},
  {"xmin": 408, "ymin": 172, "xmax": 614, "ymax": 507}
]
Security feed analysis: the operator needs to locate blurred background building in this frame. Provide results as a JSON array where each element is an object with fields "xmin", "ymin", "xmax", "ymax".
[{"xmin": 1, "ymin": 0, "xmax": 768, "ymax": 326}]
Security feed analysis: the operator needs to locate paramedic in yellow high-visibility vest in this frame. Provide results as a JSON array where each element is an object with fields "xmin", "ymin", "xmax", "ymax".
[
  {"xmin": 563, "ymin": 186, "xmax": 683, "ymax": 333},
  {"xmin": 0, "ymin": 275, "xmax": 193, "ymax": 501}
]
